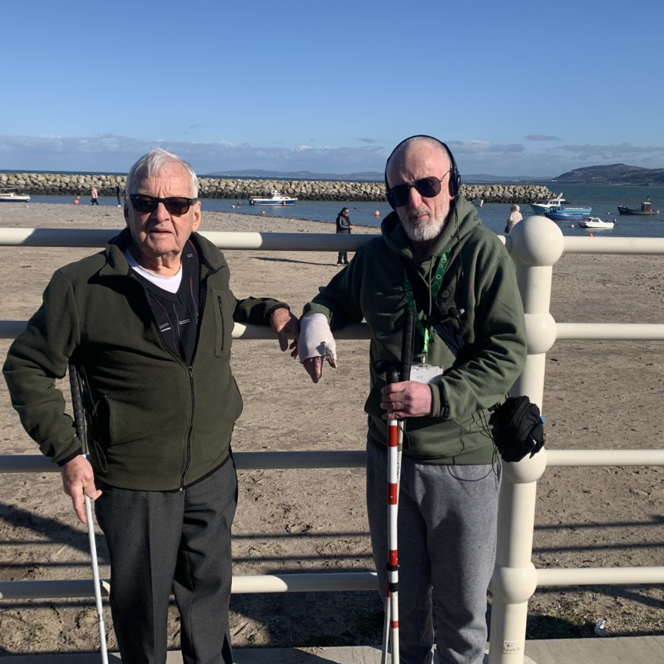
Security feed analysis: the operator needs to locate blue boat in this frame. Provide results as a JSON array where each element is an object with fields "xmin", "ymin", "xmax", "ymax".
[
  {"xmin": 530, "ymin": 192, "xmax": 591, "ymax": 217},
  {"xmin": 545, "ymin": 210, "xmax": 586, "ymax": 221}
]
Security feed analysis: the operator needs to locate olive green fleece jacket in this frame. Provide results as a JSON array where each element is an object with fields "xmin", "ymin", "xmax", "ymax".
[
  {"xmin": 3, "ymin": 229, "xmax": 288, "ymax": 490},
  {"xmin": 303, "ymin": 195, "xmax": 527, "ymax": 464}
]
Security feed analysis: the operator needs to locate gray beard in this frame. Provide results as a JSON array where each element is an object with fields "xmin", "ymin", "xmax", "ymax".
[{"xmin": 400, "ymin": 209, "xmax": 446, "ymax": 243}]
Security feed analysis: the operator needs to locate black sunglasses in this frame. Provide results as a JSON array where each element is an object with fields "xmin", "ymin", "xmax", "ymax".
[
  {"xmin": 129, "ymin": 194, "xmax": 197, "ymax": 216},
  {"xmin": 388, "ymin": 173, "xmax": 449, "ymax": 208}
]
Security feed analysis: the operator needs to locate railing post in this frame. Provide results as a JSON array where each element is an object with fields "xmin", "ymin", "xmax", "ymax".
[{"xmin": 489, "ymin": 216, "xmax": 563, "ymax": 663}]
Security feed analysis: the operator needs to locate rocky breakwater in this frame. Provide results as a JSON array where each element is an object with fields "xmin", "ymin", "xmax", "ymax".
[
  {"xmin": 198, "ymin": 179, "xmax": 554, "ymax": 203},
  {"xmin": 1, "ymin": 172, "xmax": 126, "ymax": 197},
  {"xmin": 1, "ymin": 172, "xmax": 552, "ymax": 204}
]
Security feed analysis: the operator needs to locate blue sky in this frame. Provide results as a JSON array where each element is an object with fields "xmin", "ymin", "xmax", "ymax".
[{"xmin": 1, "ymin": 0, "xmax": 663, "ymax": 177}]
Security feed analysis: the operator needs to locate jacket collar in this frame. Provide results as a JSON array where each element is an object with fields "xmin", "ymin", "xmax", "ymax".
[{"xmin": 98, "ymin": 228, "xmax": 226, "ymax": 278}]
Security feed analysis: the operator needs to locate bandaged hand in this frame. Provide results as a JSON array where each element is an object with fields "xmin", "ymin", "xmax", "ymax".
[{"xmin": 298, "ymin": 313, "xmax": 337, "ymax": 383}]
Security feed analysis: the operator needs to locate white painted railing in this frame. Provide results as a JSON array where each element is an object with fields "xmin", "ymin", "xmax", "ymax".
[{"xmin": 1, "ymin": 216, "xmax": 663, "ymax": 664}]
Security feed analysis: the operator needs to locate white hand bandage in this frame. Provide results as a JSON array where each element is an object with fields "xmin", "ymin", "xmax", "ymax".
[{"xmin": 298, "ymin": 313, "xmax": 337, "ymax": 364}]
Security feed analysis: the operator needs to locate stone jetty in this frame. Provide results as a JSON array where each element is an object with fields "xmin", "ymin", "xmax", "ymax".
[{"xmin": 1, "ymin": 172, "xmax": 552, "ymax": 204}]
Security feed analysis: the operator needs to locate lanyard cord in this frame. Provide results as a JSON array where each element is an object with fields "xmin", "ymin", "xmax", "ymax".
[{"xmin": 403, "ymin": 253, "xmax": 448, "ymax": 358}]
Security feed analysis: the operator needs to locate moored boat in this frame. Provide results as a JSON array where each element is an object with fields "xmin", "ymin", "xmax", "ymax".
[
  {"xmin": 531, "ymin": 192, "xmax": 591, "ymax": 217},
  {"xmin": 249, "ymin": 189, "xmax": 297, "ymax": 206},
  {"xmin": 0, "ymin": 188, "xmax": 31, "ymax": 203},
  {"xmin": 579, "ymin": 216, "xmax": 615, "ymax": 229},
  {"xmin": 617, "ymin": 197, "xmax": 659, "ymax": 216},
  {"xmin": 545, "ymin": 210, "xmax": 586, "ymax": 221}
]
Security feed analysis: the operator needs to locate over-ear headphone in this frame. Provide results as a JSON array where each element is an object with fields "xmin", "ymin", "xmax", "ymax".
[{"xmin": 384, "ymin": 134, "xmax": 461, "ymax": 209}]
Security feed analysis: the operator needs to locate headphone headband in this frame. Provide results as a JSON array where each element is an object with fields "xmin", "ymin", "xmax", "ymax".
[{"xmin": 384, "ymin": 135, "xmax": 461, "ymax": 208}]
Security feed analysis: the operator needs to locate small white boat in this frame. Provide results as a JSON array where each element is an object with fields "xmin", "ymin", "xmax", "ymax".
[
  {"xmin": 0, "ymin": 188, "xmax": 31, "ymax": 203},
  {"xmin": 249, "ymin": 189, "xmax": 297, "ymax": 206},
  {"xmin": 579, "ymin": 217, "xmax": 615, "ymax": 229}
]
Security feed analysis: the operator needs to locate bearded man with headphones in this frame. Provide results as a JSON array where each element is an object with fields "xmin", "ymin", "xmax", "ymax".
[{"xmin": 298, "ymin": 135, "xmax": 527, "ymax": 664}]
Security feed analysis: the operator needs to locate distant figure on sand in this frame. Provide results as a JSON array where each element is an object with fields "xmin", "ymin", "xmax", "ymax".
[
  {"xmin": 90, "ymin": 186, "xmax": 99, "ymax": 206},
  {"xmin": 335, "ymin": 207, "xmax": 353, "ymax": 265},
  {"xmin": 504, "ymin": 203, "xmax": 523, "ymax": 233},
  {"xmin": 115, "ymin": 184, "xmax": 122, "ymax": 207}
]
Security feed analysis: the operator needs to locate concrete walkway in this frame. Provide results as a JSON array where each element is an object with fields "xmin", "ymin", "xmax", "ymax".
[{"xmin": 2, "ymin": 637, "xmax": 664, "ymax": 664}]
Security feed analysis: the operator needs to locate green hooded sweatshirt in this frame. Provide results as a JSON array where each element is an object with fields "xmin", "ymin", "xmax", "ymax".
[{"xmin": 303, "ymin": 195, "xmax": 527, "ymax": 464}]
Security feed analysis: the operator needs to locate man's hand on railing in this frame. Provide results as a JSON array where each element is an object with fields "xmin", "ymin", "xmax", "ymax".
[
  {"xmin": 269, "ymin": 307, "xmax": 300, "ymax": 358},
  {"xmin": 60, "ymin": 455, "xmax": 102, "ymax": 525}
]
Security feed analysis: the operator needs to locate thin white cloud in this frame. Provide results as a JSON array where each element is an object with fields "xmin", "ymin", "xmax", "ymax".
[
  {"xmin": 0, "ymin": 134, "xmax": 387, "ymax": 174},
  {"xmin": 555, "ymin": 142, "xmax": 664, "ymax": 158},
  {"xmin": 525, "ymin": 135, "xmax": 562, "ymax": 142},
  {"xmin": 447, "ymin": 140, "xmax": 526, "ymax": 155},
  {"xmin": 2, "ymin": 134, "xmax": 664, "ymax": 178}
]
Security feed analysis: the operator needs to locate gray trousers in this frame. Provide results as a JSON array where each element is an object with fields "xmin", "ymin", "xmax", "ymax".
[
  {"xmin": 366, "ymin": 442, "xmax": 500, "ymax": 664},
  {"xmin": 95, "ymin": 458, "xmax": 238, "ymax": 664}
]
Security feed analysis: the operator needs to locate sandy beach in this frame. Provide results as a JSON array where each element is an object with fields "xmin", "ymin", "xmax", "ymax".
[{"xmin": 0, "ymin": 202, "xmax": 663, "ymax": 655}]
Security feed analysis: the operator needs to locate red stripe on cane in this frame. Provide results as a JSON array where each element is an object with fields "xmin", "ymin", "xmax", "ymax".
[
  {"xmin": 388, "ymin": 483, "xmax": 398, "ymax": 504},
  {"xmin": 388, "ymin": 550, "xmax": 398, "ymax": 566},
  {"xmin": 391, "ymin": 620, "xmax": 399, "ymax": 628},
  {"xmin": 388, "ymin": 426, "xmax": 399, "ymax": 447}
]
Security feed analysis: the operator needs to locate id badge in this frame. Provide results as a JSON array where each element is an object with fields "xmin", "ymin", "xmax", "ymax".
[{"xmin": 410, "ymin": 364, "xmax": 444, "ymax": 384}]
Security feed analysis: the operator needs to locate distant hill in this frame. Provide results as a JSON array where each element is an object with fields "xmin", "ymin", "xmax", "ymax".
[
  {"xmin": 554, "ymin": 164, "xmax": 664, "ymax": 185},
  {"xmin": 462, "ymin": 174, "xmax": 552, "ymax": 184}
]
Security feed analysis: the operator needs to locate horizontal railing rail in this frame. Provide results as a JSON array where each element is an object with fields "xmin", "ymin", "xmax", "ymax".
[
  {"xmin": 0, "ymin": 229, "xmax": 376, "ymax": 251},
  {"xmin": 4, "ymin": 321, "xmax": 664, "ymax": 342},
  {"xmin": 3, "ymin": 447, "xmax": 664, "ymax": 604},
  {"xmin": 3, "ymin": 227, "xmax": 664, "ymax": 255},
  {"xmin": 5, "ymin": 448, "xmax": 664, "ymax": 474},
  {"xmin": 0, "ymin": 573, "xmax": 379, "ymax": 601}
]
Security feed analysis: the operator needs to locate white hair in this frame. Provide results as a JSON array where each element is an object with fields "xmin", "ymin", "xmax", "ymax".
[{"xmin": 126, "ymin": 148, "xmax": 199, "ymax": 197}]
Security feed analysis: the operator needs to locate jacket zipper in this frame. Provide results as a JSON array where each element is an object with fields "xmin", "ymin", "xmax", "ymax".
[
  {"xmin": 179, "ymin": 365, "xmax": 196, "ymax": 490},
  {"xmin": 179, "ymin": 272, "xmax": 210, "ymax": 489}
]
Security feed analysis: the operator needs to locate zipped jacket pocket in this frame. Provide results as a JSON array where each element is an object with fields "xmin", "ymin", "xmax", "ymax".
[{"xmin": 212, "ymin": 289, "xmax": 233, "ymax": 357}]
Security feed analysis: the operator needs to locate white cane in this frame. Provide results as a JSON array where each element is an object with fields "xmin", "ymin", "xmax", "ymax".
[
  {"xmin": 69, "ymin": 364, "xmax": 109, "ymax": 664},
  {"xmin": 379, "ymin": 308, "xmax": 415, "ymax": 664}
]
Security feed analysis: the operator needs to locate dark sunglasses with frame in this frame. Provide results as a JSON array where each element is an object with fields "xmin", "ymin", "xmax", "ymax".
[
  {"xmin": 388, "ymin": 172, "xmax": 451, "ymax": 208},
  {"xmin": 129, "ymin": 194, "xmax": 197, "ymax": 216}
]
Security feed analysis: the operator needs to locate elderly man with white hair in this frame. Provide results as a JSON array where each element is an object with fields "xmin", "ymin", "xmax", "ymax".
[{"xmin": 4, "ymin": 148, "xmax": 299, "ymax": 664}]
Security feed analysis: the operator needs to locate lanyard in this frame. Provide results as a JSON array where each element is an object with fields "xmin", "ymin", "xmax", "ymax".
[{"xmin": 403, "ymin": 253, "xmax": 448, "ymax": 359}]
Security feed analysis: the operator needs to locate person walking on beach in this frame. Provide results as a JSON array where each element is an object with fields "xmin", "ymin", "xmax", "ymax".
[
  {"xmin": 297, "ymin": 135, "xmax": 527, "ymax": 664},
  {"xmin": 335, "ymin": 207, "xmax": 353, "ymax": 265},
  {"xmin": 504, "ymin": 203, "xmax": 523, "ymax": 233},
  {"xmin": 115, "ymin": 183, "xmax": 122, "ymax": 207},
  {"xmin": 3, "ymin": 148, "xmax": 299, "ymax": 664},
  {"xmin": 90, "ymin": 186, "xmax": 99, "ymax": 205}
]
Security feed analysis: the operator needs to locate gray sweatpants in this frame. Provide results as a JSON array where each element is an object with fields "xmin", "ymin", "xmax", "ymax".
[{"xmin": 366, "ymin": 442, "xmax": 500, "ymax": 664}]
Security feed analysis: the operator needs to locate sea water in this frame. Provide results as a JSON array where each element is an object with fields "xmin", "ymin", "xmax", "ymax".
[{"xmin": 25, "ymin": 183, "xmax": 664, "ymax": 239}]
